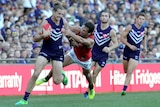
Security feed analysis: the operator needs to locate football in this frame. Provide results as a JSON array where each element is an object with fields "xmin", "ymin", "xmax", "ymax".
[{"xmin": 42, "ymin": 23, "xmax": 52, "ymax": 40}]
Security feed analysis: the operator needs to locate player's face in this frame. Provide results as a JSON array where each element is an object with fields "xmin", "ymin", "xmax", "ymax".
[
  {"xmin": 100, "ymin": 12, "xmax": 109, "ymax": 23},
  {"xmin": 136, "ymin": 15, "xmax": 145, "ymax": 26},
  {"xmin": 54, "ymin": 9, "xmax": 64, "ymax": 21},
  {"xmin": 80, "ymin": 26, "xmax": 90, "ymax": 37}
]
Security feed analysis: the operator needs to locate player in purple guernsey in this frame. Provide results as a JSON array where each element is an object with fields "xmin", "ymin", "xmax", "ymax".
[
  {"xmin": 120, "ymin": 12, "xmax": 147, "ymax": 96},
  {"xmin": 39, "ymin": 16, "xmax": 64, "ymax": 59},
  {"xmin": 15, "ymin": 3, "xmax": 69, "ymax": 105},
  {"xmin": 84, "ymin": 9, "xmax": 118, "ymax": 98},
  {"xmin": 92, "ymin": 10, "xmax": 118, "ymax": 82}
]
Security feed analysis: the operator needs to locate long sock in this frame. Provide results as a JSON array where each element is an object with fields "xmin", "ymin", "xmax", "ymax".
[
  {"xmin": 45, "ymin": 76, "xmax": 51, "ymax": 81},
  {"xmin": 23, "ymin": 92, "xmax": 30, "ymax": 101},
  {"xmin": 45, "ymin": 72, "xmax": 54, "ymax": 81},
  {"xmin": 89, "ymin": 84, "xmax": 93, "ymax": 90},
  {"xmin": 62, "ymin": 70, "xmax": 65, "ymax": 79},
  {"xmin": 122, "ymin": 85, "xmax": 128, "ymax": 91}
]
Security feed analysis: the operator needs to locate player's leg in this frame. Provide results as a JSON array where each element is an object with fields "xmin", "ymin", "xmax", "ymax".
[
  {"xmin": 91, "ymin": 61, "xmax": 96, "ymax": 67},
  {"xmin": 92, "ymin": 54, "xmax": 107, "ymax": 84},
  {"xmin": 83, "ymin": 68, "xmax": 95, "ymax": 99},
  {"xmin": 122, "ymin": 49, "xmax": 129, "ymax": 73},
  {"xmin": 121, "ymin": 58, "xmax": 138, "ymax": 96},
  {"xmin": 51, "ymin": 54, "xmax": 74, "ymax": 85},
  {"xmin": 84, "ymin": 61, "xmax": 98, "ymax": 98},
  {"xmin": 121, "ymin": 49, "xmax": 129, "ymax": 95},
  {"xmin": 51, "ymin": 60, "xmax": 64, "ymax": 84},
  {"xmin": 93, "ymin": 62, "xmax": 103, "ymax": 84},
  {"xmin": 125, "ymin": 58, "xmax": 138, "ymax": 86},
  {"xmin": 121, "ymin": 59, "xmax": 128, "ymax": 95},
  {"xmin": 73, "ymin": 57, "xmax": 94, "ymax": 99},
  {"xmin": 84, "ymin": 61, "xmax": 96, "ymax": 98},
  {"xmin": 84, "ymin": 60, "xmax": 105, "ymax": 98},
  {"xmin": 61, "ymin": 55, "xmax": 74, "ymax": 85},
  {"xmin": 36, "ymin": 55, "xmax": 73, "ymax": 85},
  {"xmin": 15, "ymin": 56, "xmax": 48, "ymax": 105},
  {"xmin": 123, "ymin": 60, "xmax": 128, "ymax": 73},
  {"xmin": 36, "ymin": 68, "xmax": 52, "ymax": 85}
]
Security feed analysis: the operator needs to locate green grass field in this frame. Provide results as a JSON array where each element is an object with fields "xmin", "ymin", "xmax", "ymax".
[{"xmin": 1, "ymin": 92, "xmax": 160, "ymax": 107}]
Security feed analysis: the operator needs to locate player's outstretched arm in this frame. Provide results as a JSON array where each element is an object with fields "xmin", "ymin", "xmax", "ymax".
[
  {"xmin": 77, "ymin": 37, "xmax": 94, "ymax": 48},
  {"xmin": 65, "ymin": 29, "xmax": 94, "ymax": 48},
  {"xmin": 62, "ymin": 18, "xmax": 81, "ymax": 47}
]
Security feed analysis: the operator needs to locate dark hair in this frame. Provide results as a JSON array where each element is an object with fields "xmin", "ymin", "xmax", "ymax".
[
  {"xmin": 84, "ymin": 21, "xmax": 95, "ymax": 33},
  {"xmin": 53, "ymin": 3, "xmax": 64, "ymax": 12},
  {"xmin": 5, "ymin": 27, "xmax": 10, "ymax": 31},
  {"xmin": 136, "ymin": 11, "xmax": 146, "ymax": 18},
  {"xmin": 100, "ymin": 9, "xmax": 109, "ymax": 16}
]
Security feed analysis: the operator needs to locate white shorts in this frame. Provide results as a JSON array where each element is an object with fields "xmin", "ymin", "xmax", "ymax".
[{"xmin": 67, "ymin": 49, "xmax": 92, "ymax": 70}]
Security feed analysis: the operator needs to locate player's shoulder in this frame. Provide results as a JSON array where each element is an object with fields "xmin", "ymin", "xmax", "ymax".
[
  {"xmin": 62, "ymin": 17, "xmax": 67, "ymax": 24},
  {"xmin": 110, "ymin": 28, "xmax": 116, "ymax": 36},
  {"xmin": 125, "ymin": 24, "xmax": 132, "ymax": 31},
  {"xmin": 95, "ymin": 23, "xmax": 100, "ymax": 29},
  {"xmin": 110, "ymin": 28, "xmax": 116, "ymax": 33}
]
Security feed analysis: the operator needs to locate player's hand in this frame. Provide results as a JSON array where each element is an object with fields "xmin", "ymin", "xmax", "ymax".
[
  {"xmin": 129, "ymin": 45, "xmax": 137, "ymax": 51},
  {"xmin": 102, "ymin": 47, "xmax": 110, "ymax": 53},
  {"xmin": 62, "ymin": 28, "xmax": 71, "ymax": 36},
  {"xmin": 142, "ymin": 48, "xmax": 148, "ymax": 54},
  {"xmin": 61, "ymin": 28, "xmax": 66, "ymax": 34},
  {"xmin": 42, "ymin": 26, "xmax": 52, "ymax": 38}
]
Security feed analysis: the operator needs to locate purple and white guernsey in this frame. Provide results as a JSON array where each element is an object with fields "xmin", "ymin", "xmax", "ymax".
[
  {"xmin": 92, "ymin": 24, "xmax": 112, "ymax": 56},
  {"xmin": 123, "ymin": 24, "xmax": 145, "ymax": 60},
  {"xmin": 126, "ymin": 24, "xmax": 145, "ymax": 50},
  {"xmin": 39, "ymin": 17, "xmax": 64, "ymax": 61},
  {"xmin": 92, "ymin": 23, "xmax": 112, "ymax": 67}
]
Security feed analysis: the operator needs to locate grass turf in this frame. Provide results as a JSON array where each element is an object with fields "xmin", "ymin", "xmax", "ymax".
[{"xmin": 1, "ymin": 91, "xmax": 160, "ymax": 107}]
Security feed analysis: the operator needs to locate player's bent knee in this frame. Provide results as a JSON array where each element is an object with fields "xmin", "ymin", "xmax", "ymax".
[{"xmin": 53, "ymin": 78, "xmax": 62, "ymax": 84}]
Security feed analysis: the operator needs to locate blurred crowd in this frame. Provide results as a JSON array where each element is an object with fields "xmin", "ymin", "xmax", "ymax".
[{"xmin": 0, "ymin": 0, "xmax": 160, "ymax": 64}]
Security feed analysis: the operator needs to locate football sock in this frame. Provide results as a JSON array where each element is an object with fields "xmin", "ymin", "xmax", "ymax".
[
  {"xmin": 45, "ymin": 75, "xmax": 51, "ymax": 81},
  {"xmin": 23, "ymin": 92, "xmax": 30, "ymax": 101},
  {"xmin": 62, "ymin": 73, "xmax": 65, "ymax": 78},
  {"xmin": 89, "ymin": 84, "xmax": 94, "ymax": 90},
  {"xmin": 122, "ymin": 85, "xmax": 128, "ymax": 91}
]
